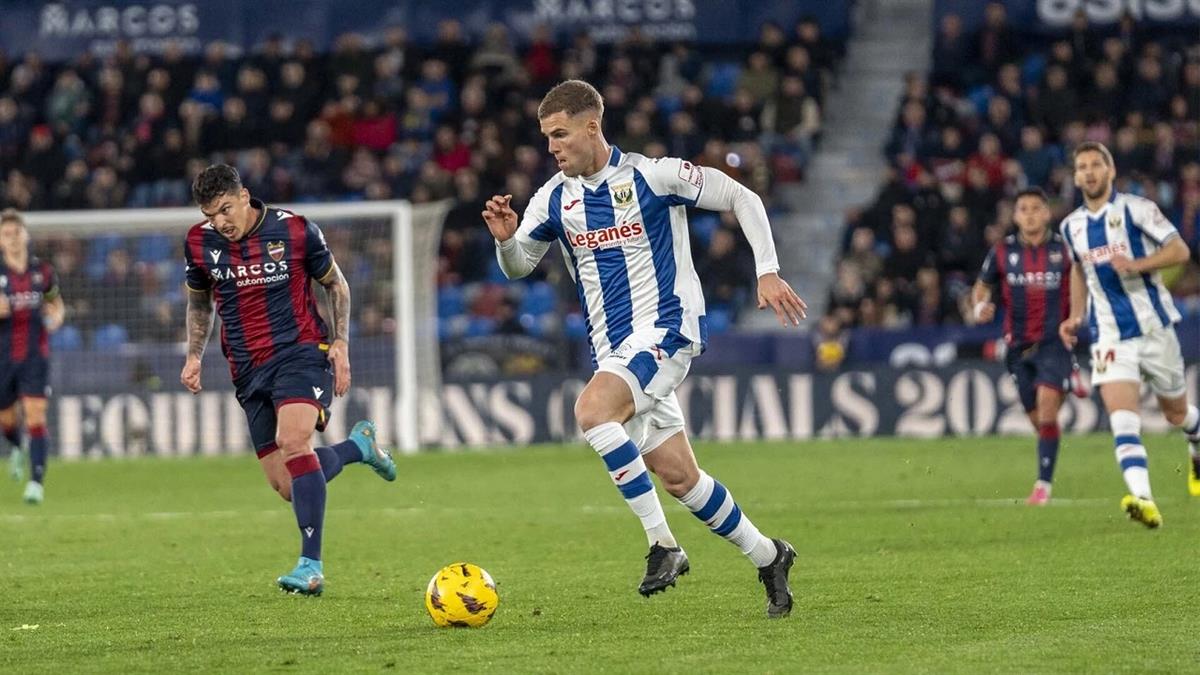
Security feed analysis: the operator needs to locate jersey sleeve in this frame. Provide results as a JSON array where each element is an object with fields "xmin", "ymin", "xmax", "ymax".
[
  {"xmin": 1132, "ymin": 199, "xmax": 1179, "ymax": 246},
  {"xmin": 183, "ymin": 235, "xmax": 213, "ymax": 291},
  {"xmin": 497, "ymin": 182, "xmax": 556, "ymax": 279},
  {"xmin": 41, "ymin": 263, "xmax": 60, "ymax": 301},
  {"xmin": 636, "ymin": 156, "xmax": 705, "ymax": 206},
  {"xmin": 304, "ymin": 218, "xmax": 336, "ymax": 282},
  {"xmin": 1059, "ymin": 219, "xmax": 1082, "ymax": 263},
  {"xmin": 978, "ymin": 245, "xmax": 1000, "ymax": 285}
]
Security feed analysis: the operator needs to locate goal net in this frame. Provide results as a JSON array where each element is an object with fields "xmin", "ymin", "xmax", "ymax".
[{"xmin": 22, "ymin": 200, "xmax": 448, "ymax": 458}]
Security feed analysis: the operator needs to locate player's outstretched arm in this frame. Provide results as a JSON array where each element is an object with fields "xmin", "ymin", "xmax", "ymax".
[
  {"xmin": 42, "ymin": 295, "xmax": 65, "ymax": 332},
  {"xmin": 181, "ymin": 288, "xmax": 214, "ymax": 393},
  {"xmin": 1059, "ymin": 265, "xmax": 1087, "ymax": 349},
  {"xmin": 1110, "ymin": 236, "xmax": 1189, "ymax": 275},
  {"xmin": 484, "ymin": 193, "xmax": 552, "ymax": 279},
  {"xmin": 318, "ymin": 262, "xmax": 352, "ymax": 397},
  {"xmin": 689, "ymin": 165, "xmax": 806, "ymax": 326},
  {"xmin": 969, "ymin": 280, "xmax": 995, "ymax": 325}
]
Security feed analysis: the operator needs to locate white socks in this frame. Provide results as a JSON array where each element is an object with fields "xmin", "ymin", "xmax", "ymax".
[
  {"xmin": 678, "ymin": 471, "xmax": 777, "ymax": 567},
  {"xmin": 584, "ymin": 422, "xmax": 676, "ymax": 547},
  {"xmin": 1111, "ymin": 409, "xmax": 1152, "ymax": 500}
]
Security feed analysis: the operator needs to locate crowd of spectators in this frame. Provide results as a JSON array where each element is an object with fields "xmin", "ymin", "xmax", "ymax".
[
  {"xmin": 825, "ymin": 3, "xmax": 1200, "ymax": 354},
  {"xmin": 0, "ymin": 18, "xmax": 839, "ymax": 348}
]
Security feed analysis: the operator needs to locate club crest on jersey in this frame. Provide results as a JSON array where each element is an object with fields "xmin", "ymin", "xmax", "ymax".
[
  {"xmin": 1050, "ymin": 250, "xmax": 1062, "ymax": 264},
  {"xmin": 1107, "ymin": 213, "xmax": 1121, "ymax": 229},
  {"xmin": 32, "ymin": 272, "xmax": 42, "ymax": 286},
  {"xmin": 0, "ymin": 275, "xmax": 7, "ymax": 289},
  {"xmin": 267, "ymin": 241, "xmax": 286, "ymax": 262},
  {"xmin": 1008, "ymin": 252, "xmax": 1019, "ymax": 266},
  {"xmin": 611, "ymin": 181, "xmax": 634, "ymax": 207}
]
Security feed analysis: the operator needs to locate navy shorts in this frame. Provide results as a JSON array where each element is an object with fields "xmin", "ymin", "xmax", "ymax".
[
  {"xmin": 234, "ymin": 344, "xmax": 334, "ymax": 457},
  {"xmin": 1005, "ymin": 340, "xmax": 1072, "ymax": 413},
  {"xmin": 0, "ymin": 357, "xmax": 50, "ymax": 409}
]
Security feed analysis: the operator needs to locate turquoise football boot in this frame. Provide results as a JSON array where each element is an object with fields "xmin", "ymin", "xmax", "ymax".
[
  {"xmin": 277, "ymin": 556, "xmax": 324, "ymax": 595},
  {"xmin": 350, "ymin": 421, "xmax": 396, "ymax": 482}
]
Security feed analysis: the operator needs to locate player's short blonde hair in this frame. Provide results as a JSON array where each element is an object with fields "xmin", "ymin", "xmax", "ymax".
[
  {"xmin": 1072, "ymin": 141, "xmax": 1114, "ymax": 168},
  {"xmin": 0, "ymin": 208, "xmax": 24, "ymax": 228},
  {"xmin": 537, "ymin": 80, "xmax": 604, "ymax": 120}
]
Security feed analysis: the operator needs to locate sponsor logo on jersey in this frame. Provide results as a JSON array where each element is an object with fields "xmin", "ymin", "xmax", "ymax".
[
  {"xmin": 1081, "ymin": 241, "xmax": 1129, "ymax": 265},
  {"xmin": 1005, "ymin": 270, "xmax": 1062, "ymax": 288},
  {"xmin": 209, "ymin": 260, "xmax": 291, "ymax": 287},
  {"xmin": 267, "ymin": 240, "xmax": 286, "ymax": 262},
  {"xmin": 568, "ymin": 221, "xmax": 645, "ymax": 251}
]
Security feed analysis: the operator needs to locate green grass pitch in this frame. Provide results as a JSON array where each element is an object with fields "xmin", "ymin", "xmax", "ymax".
[{"xmin": 3, "ymin": 434, "xmax": 1200, "ymax": 674}]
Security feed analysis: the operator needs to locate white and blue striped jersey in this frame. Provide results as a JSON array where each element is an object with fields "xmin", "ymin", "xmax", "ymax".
[
  {"xmin": 497, "ymin": 146, "xmax": 780, "ymax": 366},
  {"xmin": 1059, "ymin": 191, "xmax": 1182, "ymax": 343}
]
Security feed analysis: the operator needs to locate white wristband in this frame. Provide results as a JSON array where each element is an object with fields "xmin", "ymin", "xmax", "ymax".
[{"xmin": 973, "ymin": 301, "xmax": 988, "ymax": 322}]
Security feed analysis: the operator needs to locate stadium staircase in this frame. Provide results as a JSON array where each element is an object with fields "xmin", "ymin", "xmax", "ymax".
[{"xmin": 746, "ymin": 0, "xmax": 933, "ymax": 328}]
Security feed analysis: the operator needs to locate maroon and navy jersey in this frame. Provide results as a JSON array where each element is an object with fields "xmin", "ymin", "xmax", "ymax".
[
  {"xmin": 183, "ymin": 199, "xmax": 334, "ymax": 382},
  {"xmin": 979, "ymin": 232, "xmax": 1071, "ymax": 347},
  {"xmin": 0, "ymin": 256, "xmax": 59, "ymax": 362}
]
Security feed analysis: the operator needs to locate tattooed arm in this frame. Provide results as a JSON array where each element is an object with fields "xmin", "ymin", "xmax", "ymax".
[
  {"xmin": 180, "ymin": 288, "xmax": 214, "ymax": 393},
  {"xmin": 319, "ymin": 262, "xmax": 352, "ymax": 396}
]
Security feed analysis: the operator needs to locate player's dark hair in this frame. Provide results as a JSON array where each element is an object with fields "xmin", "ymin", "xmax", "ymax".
[
  {"xmin": 537, "ymin": 80, "xmax": 604, "ymax": 120},
  {"xmin": 1072, "ymin": 141, "xmax": 1114, "ymax": 168},
  {"xmin": 1014, "ymin": 186, "xmax": 1048, "ymax": 204},
  {"xmin": 192, "ymin": 164, "xmax": 243, "ymax": 206},
  {"xmin": 0, "ymin": 208, "xmax": 24, "ymax": 228}
]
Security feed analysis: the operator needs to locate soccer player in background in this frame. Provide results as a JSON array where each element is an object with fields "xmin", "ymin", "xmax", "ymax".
[
  {"xmin": 0, "ymin": 209, "xmax": 64, "ymax": 505},
  {"xmin": 482, "ymin": 80, "xmax": 807, "ymax": 618},
  {"xmin": 181, "ymin": 165, "xmax": 396, "ymax": 594},
  {"xmin": 971, "ymin": 187, "xmax": 1079, "ymax": 505},
  {"xmin": 1058, "ymin": 142, "xmax": 1200, "ymax": 528}
]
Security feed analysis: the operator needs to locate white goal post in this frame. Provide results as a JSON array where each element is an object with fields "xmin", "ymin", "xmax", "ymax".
[{"xmin": 22, "ymin": 199, "xmax": 449, "ymax": 456}]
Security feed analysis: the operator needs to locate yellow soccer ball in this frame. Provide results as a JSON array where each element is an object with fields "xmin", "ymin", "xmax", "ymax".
[{"xmin": 425, "ymin": 562, "xmax": 499, "ymax": 628}]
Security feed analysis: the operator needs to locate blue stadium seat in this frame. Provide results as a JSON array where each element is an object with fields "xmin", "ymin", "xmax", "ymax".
[
  {"xmin": 437, "ymin": 286, "xmax": 466, "ymax": 318},
  {"xmin": 705, "ymin": 308, "xmax": 732, "ymax": 335},
  {"xmin": 50, "ymin": 325, "xmax": 83, "ymax": 351},
  {"xmin": 564, "ymin": 312, "xmax": 588, "ymax": 339},
  {"xmin": 93, "ymin": 324, "xmax": 129, "ymax": 349},
  {"xmin": 137, "ymin": 234, "xmax": 174, "ymax": 263},
  {"xmin": 520, "ymin": 281, "xmax": 557, "ymax": 316},
  {"xmin": 706, "ymin": 62, "xmax": 742, "ymax": 99},
  {"xmin": 464, "ymin": 316, "xmax": 496, "ymax": 337},
  {"xmin": 1021, "ymin": 53, "xmax": 1047, "ymax": 86},
  {"xmin": 486, "ymin": 259, "xmax": 509, "ymax": 283}
]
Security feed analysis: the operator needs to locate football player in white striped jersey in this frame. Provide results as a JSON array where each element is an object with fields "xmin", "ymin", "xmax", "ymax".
[
  {"xmin": 1058, "ymin": 141, "xmax": 1200, "ymax": 527},
  {"xmin": 483, "ymin": 80, "xmax": 806, "ymax": 617}
]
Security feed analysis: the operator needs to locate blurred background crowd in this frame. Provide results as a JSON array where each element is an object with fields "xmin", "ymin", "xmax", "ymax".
[
  {"xmin": 0, "ymin": 18, "xmax": 841, "ymax": 350},
  {"xmin": 826, "ymin": 4, "xmax": 1199, "ymax": 346}
]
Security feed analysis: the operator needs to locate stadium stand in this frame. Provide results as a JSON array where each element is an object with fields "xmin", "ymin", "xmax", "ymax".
[
  {"xmin": 0, "ymin": 18, "xmax": 845, "ymax": 348},
  {"xmin": 829, "ymin": 3, "xmax": 1200, "ymax": 340}
]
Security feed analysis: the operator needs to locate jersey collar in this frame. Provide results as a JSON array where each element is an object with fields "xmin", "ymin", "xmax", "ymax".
[
  {"xmin": 579, "ymin": 146, "xmax": 623, "ymax": 189},
  {"xmin": 242, "ymin": 198, "xmax": 268, "ymax": 239},
  {"xmin": 1084, "ymin": 190, "xmax": 1119, "ymax": 218}
]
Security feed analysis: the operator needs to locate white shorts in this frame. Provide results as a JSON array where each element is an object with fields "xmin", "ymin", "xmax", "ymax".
[
  {"xmin": 1090, "ymin": 325, "xmax": 1187, "ymax": 398},
  {"xmin": 597, "ymin": 328, "xmax": 700, "ymax": 454}
]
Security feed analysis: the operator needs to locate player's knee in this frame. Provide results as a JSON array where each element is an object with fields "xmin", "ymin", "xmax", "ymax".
[
  {"xmin": 24, "ymin": 409, "xmax": 46, "ymax": 428},
  {"xmin": 1163, "ymin": 407, "xmax": 1187, "ymax": 428},
  {"xmin": 656, "ymin": 465, "xmax": 697, "ymax": 498},
  {"xmin": 574, "ymin": 396, "xmax": 612, "ymax": 432},
  {"xmin": 275, "ymin": 433, "xmax": 313, "ymax": 460}
]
